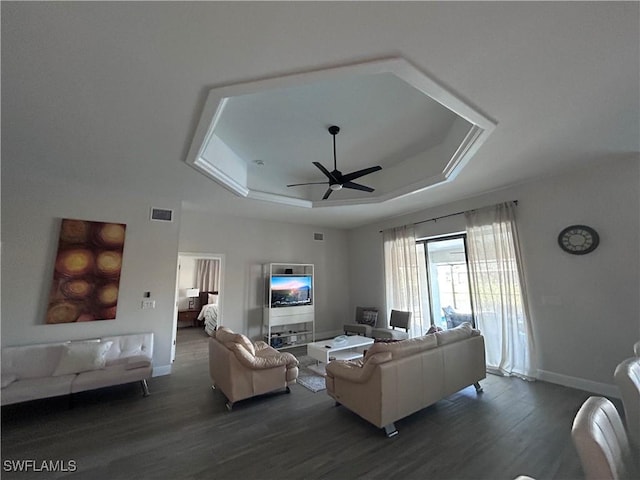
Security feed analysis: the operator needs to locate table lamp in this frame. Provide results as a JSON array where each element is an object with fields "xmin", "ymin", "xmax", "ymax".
[{"xmin": 186, "ymin": 288, "xmax": 200, "ymax": 310}]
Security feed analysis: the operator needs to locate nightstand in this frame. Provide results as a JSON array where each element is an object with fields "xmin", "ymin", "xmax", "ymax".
[{"xmin": 177, "ymin": 309, "xmax": 200, "ymax": 328}]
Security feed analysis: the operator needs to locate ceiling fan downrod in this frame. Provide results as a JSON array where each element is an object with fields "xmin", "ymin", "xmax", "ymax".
[{"xmin": 329, "ymin": 125, "xmax": 340, "ymax": 173}]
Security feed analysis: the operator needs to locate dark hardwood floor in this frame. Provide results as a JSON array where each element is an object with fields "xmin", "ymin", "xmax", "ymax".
[{"xmin": 1, "ymin": 327, "xmax": 602, "ymax": 479}]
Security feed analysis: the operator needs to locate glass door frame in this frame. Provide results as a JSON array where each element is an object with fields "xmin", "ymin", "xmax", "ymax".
[{"xmin": 417, "ymin": 233, "xmax": 476, "ymax": 329}]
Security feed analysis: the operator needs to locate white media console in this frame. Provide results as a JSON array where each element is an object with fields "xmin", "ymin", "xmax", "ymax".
[{"xmin": 263, "ymin": 263, "xmax": 315, "ymax": 349}]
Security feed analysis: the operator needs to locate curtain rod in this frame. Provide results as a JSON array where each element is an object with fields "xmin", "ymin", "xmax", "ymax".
[{"xmin": 380, "ymin": 200, "xmax": 518, "ymax": 233}]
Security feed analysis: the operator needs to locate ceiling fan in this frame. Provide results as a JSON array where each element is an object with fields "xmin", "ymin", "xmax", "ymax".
[{"xmin": 287, "ymin": 125, "xmax": 382, "ymax": 200}]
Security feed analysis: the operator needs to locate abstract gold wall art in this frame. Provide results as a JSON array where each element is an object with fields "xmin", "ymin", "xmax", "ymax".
[{"xmin": 46, "ymin": 218, "xmax": 126, "ymax": 324}]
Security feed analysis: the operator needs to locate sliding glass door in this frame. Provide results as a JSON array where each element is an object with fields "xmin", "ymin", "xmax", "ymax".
[{"xmin": 417, "ymin": 235, "xmax": 474, "ymax": 330}]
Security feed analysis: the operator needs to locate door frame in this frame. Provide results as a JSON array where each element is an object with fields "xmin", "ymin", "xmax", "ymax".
[
  {"xmin": 418, "ymin": 233, "xmax": 475, "ymax": 329},
  {"xmin": 171, "ymin": 251, "xmax": 225, "ymax": 362}
]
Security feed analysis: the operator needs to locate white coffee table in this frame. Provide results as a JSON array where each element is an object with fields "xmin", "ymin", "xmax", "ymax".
[{"xmin": 307, "ymin": 336, "xmax": 374, "ymax": 366}]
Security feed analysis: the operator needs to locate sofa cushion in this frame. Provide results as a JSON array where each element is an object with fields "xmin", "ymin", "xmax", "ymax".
[
  {"xmin": 72, "ymin": 363, "xmax": 152, "ymax": 393},
  {"xmin": 102, "ymin": 334, "xmax": 153, "ymax": 361},
  {"xmin": 125, "ymin": 355, "xmax": 152, "ymax": 370},
  {"xmin": 435, "ymin": 322, "xmax": 478, "ymax": 345},
  {"xmin": 53, "ymin": 341, "xmax": 113, "ymax": 376},
  {"xmin": 2, "ymin": 343, "xmax": 66, "ymax": 379},
  {"xmin": 0, "ymin": 374, "xmax": 75, "ymax": 405},
  {"xmin": 365, "ymin": 334, "xmax": 438, "ymax": 360}
]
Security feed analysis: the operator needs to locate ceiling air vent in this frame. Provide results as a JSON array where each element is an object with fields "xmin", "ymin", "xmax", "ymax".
[
  {"xmin": 150, "ymin": 208, "xmax": 173, "ymax": 222},
  {"xmin": 313, "ymin": 232, "xmax": 324, "ymax": 241}
]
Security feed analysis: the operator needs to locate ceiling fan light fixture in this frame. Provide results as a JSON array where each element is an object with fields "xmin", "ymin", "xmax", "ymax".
[{"xmin": 286, "ymin": 124, "xmax": 381, "ymax": 200}]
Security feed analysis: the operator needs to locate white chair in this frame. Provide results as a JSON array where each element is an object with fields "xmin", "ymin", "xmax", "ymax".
[
  {"xmin": 571, "ymin": 396, "xmax": 638, "ymax": 480},
  {"xmin": 614, "ymin": 356, "xmax": 640, "ymax": 449}
]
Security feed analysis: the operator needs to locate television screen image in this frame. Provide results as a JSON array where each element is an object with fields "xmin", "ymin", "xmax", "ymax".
[{"xmin": 270, "ymin": 275, "xmax": 312, "ymax": 307}]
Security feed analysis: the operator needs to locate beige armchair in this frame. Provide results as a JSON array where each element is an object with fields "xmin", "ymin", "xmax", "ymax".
[
  {"xmin": 371, "ymin": 309, "xmax": 411, "ymax": 340},
  {"xmin": 209, "ymin": 327, "xmax": 299, "ymax": 410}
]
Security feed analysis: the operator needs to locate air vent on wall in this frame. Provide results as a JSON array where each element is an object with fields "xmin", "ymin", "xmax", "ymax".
[
  {"xmin": 150, "ymin": 208, "xmax": 173, "ymax": 222},
  {"xmin": 313, "ymin": 232, "xmax": 324, "ymax": 241}
]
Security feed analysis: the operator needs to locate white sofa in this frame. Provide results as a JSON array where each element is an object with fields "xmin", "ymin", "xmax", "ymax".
[
  {"xmin": 325, "ymin": 323, "xmax": 486, "ymax": 436},
  {"xmin": 1, "ymin": 333, "xmax": 153, "ymax": 406}
]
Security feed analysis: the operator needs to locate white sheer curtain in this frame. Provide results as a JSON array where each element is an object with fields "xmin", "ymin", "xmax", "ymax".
[
  {"xmin": 465, "ymin": 202, "xmax": 536, "ymax": 379},
  {"xmin": 196, "ymin": 259, "xmax": 220, "ymax": 293},
  {"xmin": 383, "ymin": 225, "xmax": 424, "ymax": 338}
]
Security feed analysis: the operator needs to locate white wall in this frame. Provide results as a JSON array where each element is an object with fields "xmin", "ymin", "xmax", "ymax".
[
  {"xmin": 3, "ymin": 155, "xmax": 636, "ymax": 393},
  {"xmin": 178, "ymin": 212, "xmax": 350, "ymax": 341},
  {"xmin": 348, "ymin": 157, "xmax": 639, "ymax": 396},
  {"xmin": 1, "ymin": 174, "xmax": 181, "ymax": 375}
]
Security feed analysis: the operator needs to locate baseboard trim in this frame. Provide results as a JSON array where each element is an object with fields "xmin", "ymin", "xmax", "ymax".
[
  {"xmin": 152, "ymin": 365, "xmax": 172, "ymax": 377},
  {"xmin": 537, "ymin": 369, "xmax": 620, "ymax": 398}
]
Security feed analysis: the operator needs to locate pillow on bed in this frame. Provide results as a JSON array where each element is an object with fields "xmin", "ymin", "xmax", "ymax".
[{"xmin": 208, "ymin": 293, "xmax": 218, "ymax": 304}]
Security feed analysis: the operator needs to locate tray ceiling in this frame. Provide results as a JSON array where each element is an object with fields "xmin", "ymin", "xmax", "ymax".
[{"xmin": 186, "ymin": 58, "xmax": 496, "ymax": 208}]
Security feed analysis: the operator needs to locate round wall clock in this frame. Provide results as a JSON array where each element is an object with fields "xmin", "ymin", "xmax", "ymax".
[{"xmin": 557, "ymin": 225, "xmax": 599, "ymax": 255}]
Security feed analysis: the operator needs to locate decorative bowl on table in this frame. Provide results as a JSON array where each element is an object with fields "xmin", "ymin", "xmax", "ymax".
[{"xmin": 333, "ymin": 335, "xmax": 348, "ymax": 345}]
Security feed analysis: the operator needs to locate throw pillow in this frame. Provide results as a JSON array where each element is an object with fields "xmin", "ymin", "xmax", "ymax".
[
  {"xmin": 425, "ymin": 325, "xmax": 443, "ymax": 335},
  {"xmin": 435, "ymin": 322, "xmax": 473, "ymax": 346},
  {"xmin": 360, "ymin": 310, "xmax": 378, "ymax": 326},
  {"xmin": 52, "ymin": 341, "xmax": 113, "ymax": 376}
]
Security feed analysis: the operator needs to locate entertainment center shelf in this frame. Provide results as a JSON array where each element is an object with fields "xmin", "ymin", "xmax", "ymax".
[{"xmin": 263, "ymin": 263, "xmax": 315, "ymax": 349}]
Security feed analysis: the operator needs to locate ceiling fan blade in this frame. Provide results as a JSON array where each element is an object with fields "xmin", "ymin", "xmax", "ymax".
[
  {"xmin": 343, "ymin": 181, "xmax": 374, "ymax": 193},
  {"xmin": 286, "ymin": 181, "xmax": 329, "ymax": 187},
  {"xmin": 322, "ymin": 187, "xmax": 333, "ymax": 200},
  {"xmin": 313, "ymin": 162, "xmax": 339, "ymax": 183},
  {"xmin": 341, "ymin": 166, "xmax": 382, "ymax": 183}
]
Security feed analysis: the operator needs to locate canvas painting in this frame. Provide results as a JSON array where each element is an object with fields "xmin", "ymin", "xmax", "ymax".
[{"xmin": 46, "ymin": 218, "xmax": 126, "ymax": 324}]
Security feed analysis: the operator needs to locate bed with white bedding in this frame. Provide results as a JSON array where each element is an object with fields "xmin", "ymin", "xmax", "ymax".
[{"xmin": 198, "ymin": 291, "xmax": 219, "ymax": 336}]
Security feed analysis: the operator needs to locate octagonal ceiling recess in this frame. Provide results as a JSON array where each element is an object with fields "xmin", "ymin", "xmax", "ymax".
[{"xmin": 186, "ymin": 58, "xmax": 496, "ymax": 208}]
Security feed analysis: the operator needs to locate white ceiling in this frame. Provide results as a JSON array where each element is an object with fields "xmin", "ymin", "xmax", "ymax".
[
  {"xmin": 3, "ymin": 2, "xmax": 639, "ymax": 229},
  {"xmin": 213, "ymin": 70, "xmax": 458, "ymax": 182}
]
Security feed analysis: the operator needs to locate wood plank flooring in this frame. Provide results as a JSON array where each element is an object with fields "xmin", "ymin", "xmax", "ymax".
[{"xmin": 1, "ymin": 328, "xmax": 605, "ymax": 479}]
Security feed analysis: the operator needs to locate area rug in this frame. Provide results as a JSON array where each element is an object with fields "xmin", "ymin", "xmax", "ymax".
[{"xmin": 296, "ymin": 355, "xmax": 326, "ymax": 393}]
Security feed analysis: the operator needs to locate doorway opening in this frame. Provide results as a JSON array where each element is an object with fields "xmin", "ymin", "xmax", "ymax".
[{"xmin": 172, "ymin": 252, "xmax": 225, "ymax": 363}]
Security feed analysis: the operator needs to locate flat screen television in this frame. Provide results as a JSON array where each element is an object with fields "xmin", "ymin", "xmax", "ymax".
[{"xmin": 270, "ymin": 275, "xmax": 312, "ymax": 308}]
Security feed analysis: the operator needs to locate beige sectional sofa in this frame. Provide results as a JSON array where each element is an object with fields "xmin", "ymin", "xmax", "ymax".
[
  {"xmin": 1, "ymin": 333, "xmax": 153, "ymax": 406},
  {"xmin": 325, "ymin": 323, "xmax": 485, "ymax": 436},
  {"xmin": 209, "ymin": 327, "xmax": 299, "ymax": 410}
]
